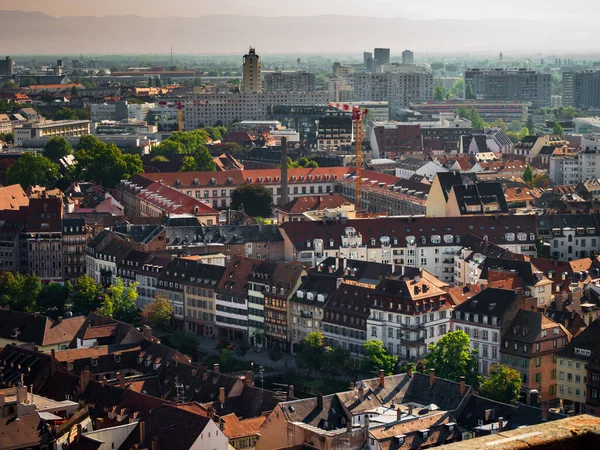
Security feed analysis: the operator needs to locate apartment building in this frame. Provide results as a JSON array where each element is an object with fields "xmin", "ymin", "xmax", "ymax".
[
  {"xmin": 135, "ymin": 255, "xmax": 170, "ymax": 309},
  {"xmin": 14, "ymin": 120, "xmax": 90, "ymax": 145},
  {"xmin": 263, "ymin": 71, "xmax": 316, "ymax": 93},
  {"xmin": 411, "ymin": 100, "xmax": 530, "ymax": 123},
  {"xmin": 263, "ymin": 262, "xmax": 306, "ymax": 351},
  {"xmin": 453, "ymin": 289, "xmax": 531, "ymax": 376},
  {"xmin": 317, "ymin": 110, "xmax": 353, "ymax": 150},
  {"xmin": 137, "ymin": 168, "xmax": 352, "ymax": 208},
  {"xmin": 464, "ymin": 69, "xmax": 551, "ymax": 108},
  {"xmin": 537, "ymin": 214, "xmax": 600, "ymax": 260},
  {"xmin": 247, "ymin": 260, "xmax": 277, "ymax": 349},
  {"xmin": 370, "ymin": 123, "xmax": 423, "ymax": 158},
  {"xmin": 90, "ymin": 101, "xmax": 156, "ymax": 122},
  {"xmin": 183, "ymin": 262, "xmax": 226, "ymax": 338},
  {"xmin": 557, "ymin": 319, "xmax": 600, "ymax": 414},
  {"xmin": 85, "ymin": 230, "xmax": 132, "ymax": 285},
  {"xmin": 62, "ymin": 218, "xmax": 89, "ymax": 284},
  {"xmin": 183, "ymin": 92, "xmax": 329, "ymax": 129},
  {"xmin": 280, "ymin": 215, "xmax": 538, "ymax": 282},
  {"xmin": 562, "ymin": 69, "xmax": 600, "ymax": 108},
  {"xmin": 352, "ymin": 71, "xmax": 434, "ymax": 116},
  {"xmin": 156, "ymin": 258, "xmax": 194, "ymax": 326},
  {"xmin": 501, "ymin": 310, "xmax": 571, "ymax": 402},
  {"xmin": 289, "ymin": 266, "xmax": 338, "ymax": 353},
  {"xmin": 116, "ymin": 176, "xmax": 220, "ymax": 224},
  {"xmin": 549, "ymin": 149, "xmax": 600, "ymax": 186}
]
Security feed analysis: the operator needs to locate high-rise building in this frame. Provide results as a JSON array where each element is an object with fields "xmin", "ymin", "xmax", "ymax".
[
  {"xmin": 402, "ymin": 50, "xmax": 414, "ymax": 65},
  {"xmin": 374, "ymin": 48, "xmax": 390, "ymax": 67},
  {"xmin": 352, "ymin": 71, "xmax": 434, "ymax": 117},
  {"xmin": 0, "ymin": 56, "xmax": 14, "ymax": 76},
  {"xmin": 363, "ymin": 52, "xmax": 375, "ymax": 72},
  {"xmin": 562, "ymin": 70, "xmax": 600, "ymax": 108},
  {"xmin": 242, "ymin": 47, "xmax": 261, "ymax": 94},
  {"xmin": 263, "ymin": 71, "xmax": 316, "ymax": 93},
  {"xmin": 464, "ymin": 68, "xmax": 551, "ymax": 108}
]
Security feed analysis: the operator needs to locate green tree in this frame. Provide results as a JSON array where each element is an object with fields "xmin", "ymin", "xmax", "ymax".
[
  {"xmin": 222, "ymin": 142, "xmax": 243, "ymax": 152},
  {"xmin": 492, "ymin": 119, "xmax": 508, "ymax": 131},
  {"xmin": 469, "ymin": 108, "xmax": 485, "ymax": 130},
  {"xmin": 151, "ymin": 155, "xmax": 170, "ymax": 162},
  {"xmin": 296, "ymin": 332, "xmax": 326, "ymax": 372},
  {"xmin": 523, "ymin": 164, "xmax": 534, "ymax": 183},
  {"xmin": 323, "ymin": 346, "xmax": 353, "ymax": 375},
  {"xmin": 448, "ymin": 79, "xmax": 464, "ymax": 99},
  {"xmin": 71, "ymin": 86, "xmax": 79, "ymax": 97},
  {"xmin": 465, "ymin": 82, "xmax": 476, "ymax": 99},
  {"xmin": 38, "ymin": 281, "xmax": 72, "ymax": 314},
  {"xmin": 553, "ymin": 121, "xmax": 564, "ymax": 137},
  {"xmin": 152, "ymin": 140, "xmax": 185, "ymax": 156},
  {"xmin": 510, "ymin": 120, "xmax": 523, "ymax": 132},
  {"xmin": 6, "ymin": 153, "xmax": 61, "ymax": 189},
  {"xmin": 526, "ymin": 117, "xmax": 536, "ymax": 133},
  {"xmin": 425, "ymin": 330, "xmax": 479, "ymax": 386},
  {"xmin": 179, "ymin": 155, "xmax": 198, "ymax": 172},
  {"xmin": 192, "ymin": 145, "xmax": 216, "ymax": 171},
  {"xmin": 143, "ymin": 294, "xmax": 173, "ymax": 329},
  {"xmin": 480, "ymin": 364, "xmax": 522, "ymax": 405},
  {"xmin": 231, "ymin": 184, "xmax": 273, "ymax": 217},
  {"xmin": 434, "ymin": 85, "xmax": 445, "ymax": 101},
  {"xmin": 43, "ymin": 136, "xmax": 73, "ymax": 162},
  {"xmin": 361, "ymin": 339, "xmax": 398, "ymax": 376},
  {"xmin": 72, "ymin": 275, "xmax": 105, "ymax": 314},
  {"xmin": 533, "ymin": 174, "xmax": 550, "ymax": 188},
  {"xmin": 0, "ymin": 272, "xmax": 42, "ymax": 312},
  {"xmin": 55, "ymin": 107, "xmax": 78, "ymax": 121},
  {"xmin": 456, "ymin": 106, "xmax": 469, "ymax": 119},
  {"xmin": 100, "ymin": 278, "xmax": 139, "ymax": 323},
  {"xmin": 518, "ymin": 127, "xmax": 530, "ymax": 140}
]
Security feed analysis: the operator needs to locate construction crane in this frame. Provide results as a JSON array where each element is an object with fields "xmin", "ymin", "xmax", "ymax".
[{"xmin": 339, "ymin": 104, "xmax": 368, "ymax": 208}]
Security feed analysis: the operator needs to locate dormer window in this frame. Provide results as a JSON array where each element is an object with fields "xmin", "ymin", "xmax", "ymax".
[{"xmin": 91, "ymin": 358, "xmax": 98, "ymax": 367}]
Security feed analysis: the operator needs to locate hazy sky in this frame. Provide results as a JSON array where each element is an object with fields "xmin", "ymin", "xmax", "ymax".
[{"xmin": 0, "ymin": 0, "xmax": 594, "ymax": 21}]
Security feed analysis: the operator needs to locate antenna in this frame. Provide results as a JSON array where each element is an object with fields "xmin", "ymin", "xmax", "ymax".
[{"xmin": 171, "ymin": 47, "xmax": 173, "ymax": 66}]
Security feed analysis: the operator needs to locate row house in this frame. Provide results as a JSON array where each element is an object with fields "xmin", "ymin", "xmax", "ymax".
[
  {"xmin": 183, "ymin": 262, "xmax": 226, "ymax": 337},
  {"xmin": 135, "ymin": 255, "xmax": 170, "ymax": 309},
  {"xmin": 453, "ymin": 288, "xmax": 534, "ymax": 376},
  {"xmin": 501, "ymin": 309, "xmax": 571, "ymax": 402},
  {"xmin": 480, "ymin": 257, "xmax": 553, "ymax": 307},
  {"xmin": 263, "ymin": 261, "xmax": 306, "ymax": 351},
  {"xmin": 138, "ymin": 167, "xmax": 353, "ymax": 208},
  {"xmin": 116, "ymin": 175, "xmax": 220, "ymax": 225},
  {"xmin": 289, "ymin": 268, "xmax": 339, "ymax": 353},
  {"xmin": 453, "ymin": 234, "xmax": 518, "ymax": 286},
  {"xmin": 85, "ymin": 230, "xmax": 132, "ymax": 285},
  {"xmin": 247, "ymin": 260, "xmax": 278, "ymax": 349},
  {"xmin": 156, "ymin": 258, "xmax": 193, "ymax": 327},
  {"xmin": 557, "ymin": 320, "xmax": 600, "ymax": 415},
  {"xmin": 62, "ymin": 218, "xmax": 90, "ymax": 284},
  {"xmin": 369, "ymin": 269, "xmax": 453, "ymax": 362},
  {"xmin": 537, "ymin": 214, "xmax": 600, "ymax": 260},
  {"xmin": 215, "ymin": 256, "xmax": 258, "ymax": 342},
  {"xmin": 280, "ymin": 215, "xmax": 538, "ymax": 282}
]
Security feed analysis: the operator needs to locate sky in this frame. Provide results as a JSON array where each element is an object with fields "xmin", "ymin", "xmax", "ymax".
[{"xmin": 0, "ymin": 0, "xmax": 594, "ymax": 22}]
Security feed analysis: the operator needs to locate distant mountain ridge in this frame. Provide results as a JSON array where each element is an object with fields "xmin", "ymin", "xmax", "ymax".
[{"xmin": 0, "ymin": 11, "xmax": 596, "ymax": 55}]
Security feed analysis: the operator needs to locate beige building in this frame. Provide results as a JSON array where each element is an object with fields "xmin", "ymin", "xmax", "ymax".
[
  {"xmin": 243, "ymin": 47, "xmax": 261, "ymax": 94},
  {"xmin": 14, "ymin": 120, "xmax": 90, "ymax": 145}
]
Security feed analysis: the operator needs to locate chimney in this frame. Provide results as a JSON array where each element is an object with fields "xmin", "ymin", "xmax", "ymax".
[
  {"xmin": 364, "ymin": 414, "xmax": 370, "ymax": 429},
  {"xmin": 213, "ymin": 363, "xmax": 220, "ymax": 374},
  {"xmin": 207, "ymin": 406, "xmax": 216, "ymax": 420},
  {"xmin": 151, "ymin": 437, "xmax": 158, "ymax": 450},
  {"xmin": 102, "ymin": 378, "xmax": 107, "ymax": 387},
  {"xmin": 76, "ymin": 424, "xmax": 82, "ymax": 444},
  {"xmin": 498, "ymin": 417, "xmax": 504, "ymax": 432},
  {"xmin": 407, "ymin": 365, "xmax": 413, "ymax": 378},
  {"xmin": 245, "ymin": 371, "xmax": 253, "ymax": 386},
  {"xmin": 358, "ymin": 385, "xmax": 364, "ymax": 402},
  {"xmin": 50, "ymin": 349, "xmax": 57, "ymax": 375},
  {"xmin": 346, "ymin": 417, "xmax": 353, "ymax": 432},
  {"xmin": 16, "ymin": 385, "xmax": 27, "ymax": 403},
  {"xmin": 460, "ymin": 376, "xmax": 466, "ymax": 396},
  {"xmin": 29, "ymin": 385, "xmax": 34, "ymax": 405},
  {"xmin": 280, "ymin": 137, "xmax": 289, "ymax": 205},
  {"xmin": 118, "ymin": 371, "xmax": 125, "ymax": 389},
  {"xmin": 379, "ymin": 369, "xmax": 385, "ymax": 388},
  {"xmin": 288, "ymin": 385, "xmax": 294, "ymax": 399},
  {"xmin": 349, "ymin": 381, "xmax": 355, "ymax": 390},
  {"xmin": 429, "ymin": 368, "xmax": 435, "ymax": 386},
  {"xmin": 219, "ymin": 387, "xmax": 225, "ymax": 406},
  {"xmin": 143, "ymin": 325, "xmax": 152, "ymax": 341},
  {"xmin": 396, "ymin": 407, "xmax": 402, "ymax": 421},
  {"xmin": 541, "ymin": 401, "xmax": 550, "ymax": 421},
  {"xmin": 80, "ymin": 369, "xmax": 92, "ymax": 393},
  {"xmin": 139, "ymin": 421, "xmax": 146, "ymax": 444},
  {"xmin": 317, "ymin": 391, "xmax": 323, "ymax": 410},
  {"xmin": 0, "ymin": 393, "xmax": 5, "ymax": 407},
  {"xmin": 407, "ymin": 404, "xmax": 413, "ymax": 416}
]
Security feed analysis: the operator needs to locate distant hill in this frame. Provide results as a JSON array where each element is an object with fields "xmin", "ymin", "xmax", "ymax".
[{"xmin": 0, "ymin": 11, "xmax": 596, "ymax": 55}]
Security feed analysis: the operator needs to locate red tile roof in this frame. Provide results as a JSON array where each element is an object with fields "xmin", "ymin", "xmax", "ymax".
[
  {"xmin": 0, "ymin": 184, "xmax": 29, "ymax": 211},
  {"xmin": 278, "ymin": 193, "xmax": 353, "ymax": 214}
]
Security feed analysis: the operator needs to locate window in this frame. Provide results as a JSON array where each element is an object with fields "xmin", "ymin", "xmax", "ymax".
[
  {"xmin": 535, "ymin": 373, "xmax": 542, "ymax": 383},
  {"xmin": 91, "ymin": 358, "xmax": 98, "ymax": 367}
]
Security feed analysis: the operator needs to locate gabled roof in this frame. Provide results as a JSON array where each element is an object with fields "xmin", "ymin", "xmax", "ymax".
[
  {"xmin": 0, "ymin": 310, "xmax": 85, "ymax": 346},
  {"xmin": 451, "ymin": 182, "xmax": 509, "ymax": 215},
  {"xmin": 453, "ymin": 288, "xmax": 522, "ymax": 318},
  {"xmin": 0, "ymin": 184, "xmax": 28, "ymax": 211},
  {"xmin": 278, "ymin": 194, "xmax": 352, "ymax": 214},
  {"xmin": 396, "ymin": 157, "xmax": 430, "ymax": 171},
  {"xmin": 0, "ymin": 412, "xmax": 55, "ymax": 449},
  {"xmin": 503, "ymin": 309, "xmax": 568, "ymax": 344},
  {"xmin": 221, "ymin": 413, "xmax": 265, "ymax": 439},
  {"xmin": 480, "ymin": 257, "xmax": 546, "ymax": 286}
]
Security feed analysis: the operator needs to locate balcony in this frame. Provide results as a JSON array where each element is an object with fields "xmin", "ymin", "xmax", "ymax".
[
  {"xmin": 400, "ymin": 322, "xmax": 422, "ymax": 330},
  {"xmin": 401, "ymin": 337, "xmax": 426, "ymax": 347},
  {"xmin": 300, "ymin": 310, "xmax": 313, "ymax": 318}
]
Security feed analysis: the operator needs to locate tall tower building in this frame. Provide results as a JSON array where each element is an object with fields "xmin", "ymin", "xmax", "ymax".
[
  {"xmin": 374, "ymin": 48, "xmax": 390, "ymax": 67},
  {"xmin": 243, "ymin": 47, "xmax": 262, "ymax": 94},
  {"xmin": 402, "ymin": 50, "xmax": 414, "ymax": 65}
]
